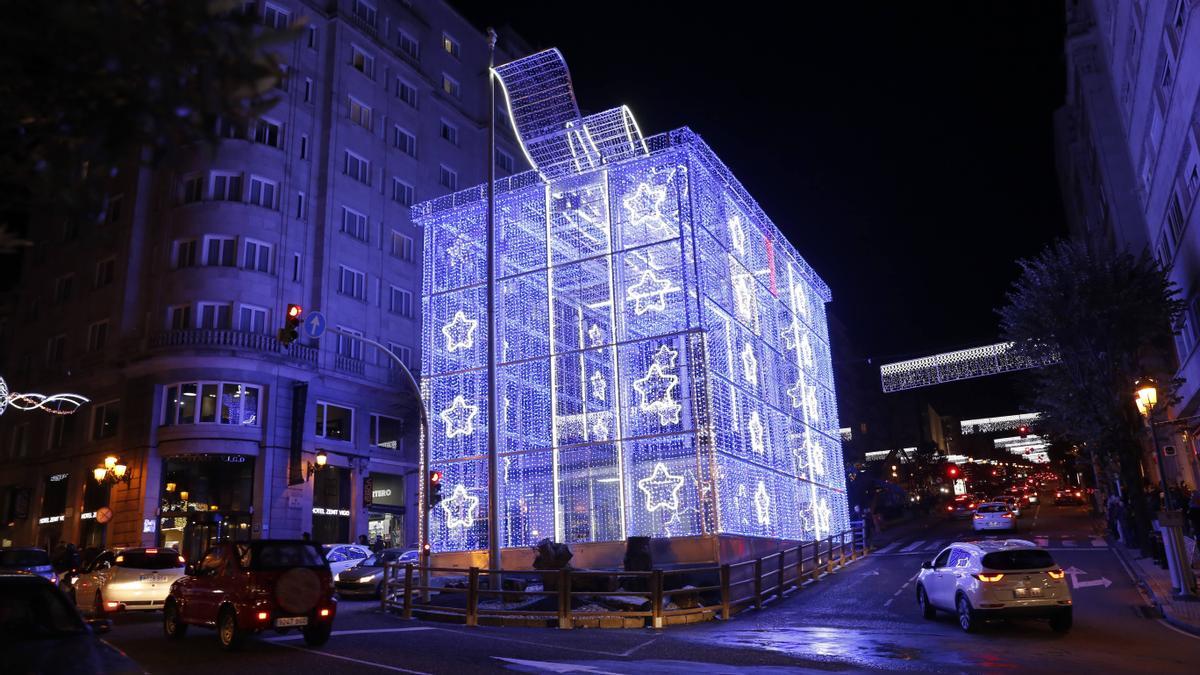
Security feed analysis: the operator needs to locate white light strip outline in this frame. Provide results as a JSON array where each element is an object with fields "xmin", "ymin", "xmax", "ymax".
[
  {"xmin": 960, "ymin": 412, "xmax": 1041, "ymax": 435},
  {"xmin": 0, "ymin": 376, "xmax": 89, "ymax": 417},
  {"xmin": 880, "ymin": 342, "xmax": 1061, "ymax": 393}
]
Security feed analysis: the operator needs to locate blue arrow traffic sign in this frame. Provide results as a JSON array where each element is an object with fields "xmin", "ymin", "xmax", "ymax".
[{"xmin": 303, "ymin": 311, "xmax": 327, "ymax": 339}]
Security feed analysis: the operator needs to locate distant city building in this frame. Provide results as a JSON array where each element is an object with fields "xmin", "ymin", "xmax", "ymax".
[
  {"xmin": 0, "ymin": 0, "xmax": 529, "ymax": 558},
  {"xmin": 1056, "ymin": 0, "xmax": 1200, "ymax": 487}
]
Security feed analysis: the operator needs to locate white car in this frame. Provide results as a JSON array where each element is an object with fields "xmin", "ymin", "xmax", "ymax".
[
  {"xmin": 322, "ymin": 543, "xmax": 372, "ymax": 576},
  {"xmin": 915, "ymin": 540, "xmax": 1072, "ymax": 633},
  {"xmin": 973, "ymin": 502, "xmax": 1017, "ymax": 532},
  {"xmin": 993, "ymin": 496, "xmax": 1022, "ymax": 518},
  {"xmin": 72, "ymin": 547, "xmax": 186, "ymax": 615}
]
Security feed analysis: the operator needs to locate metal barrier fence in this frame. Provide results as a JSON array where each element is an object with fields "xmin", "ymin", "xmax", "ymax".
[{"xmin": 381, "ymin": 524, "xmax": 865, "ymax": 629}]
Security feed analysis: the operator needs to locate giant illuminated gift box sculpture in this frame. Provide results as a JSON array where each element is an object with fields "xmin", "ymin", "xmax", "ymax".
[{"xmin": 414, "ymin": 50, "xmax": 848, "ymax": 556}]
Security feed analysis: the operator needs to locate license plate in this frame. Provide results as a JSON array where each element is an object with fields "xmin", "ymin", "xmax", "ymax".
[
  {"xmin": 139, "ymin": 574, "xmax": 168, "ymax": 583},
  {"xmin": 275, "ymin": 616, "xmax": 308, "ymax": 628}
]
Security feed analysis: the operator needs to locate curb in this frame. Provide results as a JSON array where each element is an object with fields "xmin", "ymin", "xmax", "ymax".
[{"xmin": 1107, "ymin": 534, "xmax": 1200, "ymax": 638}]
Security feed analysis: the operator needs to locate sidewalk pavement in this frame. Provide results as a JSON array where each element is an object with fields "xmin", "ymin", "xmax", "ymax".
[{"xmin": 1109, "ymin": 528, "xmax": 1200, "ymax": 636}]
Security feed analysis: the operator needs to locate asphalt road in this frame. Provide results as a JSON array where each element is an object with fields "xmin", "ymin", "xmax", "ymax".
[{"xmin": 101, "ymin": 500, "xmax": 1200, "ymax": 674}]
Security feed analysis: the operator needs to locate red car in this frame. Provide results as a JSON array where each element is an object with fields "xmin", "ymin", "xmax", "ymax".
[{"xmin": 162, "ymin": 540, "xmax": 336, "ymax": 650}]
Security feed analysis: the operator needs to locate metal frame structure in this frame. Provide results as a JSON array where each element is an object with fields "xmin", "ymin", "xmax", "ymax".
[{"xmin": 879, "ymin": 341, "xmax": 1061, "ymax": 393}]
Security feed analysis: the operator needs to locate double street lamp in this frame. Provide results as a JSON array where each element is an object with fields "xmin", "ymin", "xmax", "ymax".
[
  {"xmin": 1133, "ymin": 377, "xmax": 1196, "ymax": 597},
  {"xmin": 92, "ymin": 454, "xmax": 130, "ymax": 486}
]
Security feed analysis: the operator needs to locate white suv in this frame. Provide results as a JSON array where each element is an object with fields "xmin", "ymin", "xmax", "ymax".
[
  {"xmin": 973, "ymin": 502, "xmax": 1017, "ymax": 532},
  {"xmin": 915, "ymin": 540, "xmax": 1072, "ymax": 633}
]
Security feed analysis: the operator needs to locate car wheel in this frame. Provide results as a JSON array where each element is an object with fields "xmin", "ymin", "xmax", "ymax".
[
  {"xmin": 1049, "ymin": 608, "xmax": 1072, "ymax": 633},
  {"xmin": 956, "ymin": 594, "xmax": 978, "ymax": 633},
  {"xmin": 917, "ymin": 585, "xmax": 936, "ymax": 620},
  {"xmin": 93, "ymin": 591, "xmax": 106, "ymax": 619},
  {"xmin": 163, "ymin": 599, "xmax": 188, "ymax": 640},
  {"xmin": 302, "ymin": 622, "xmax": 332, "ymax": 647},
  {"xmin": 218, "ymin": 607, "xmax": 244, "ymax": 651}
]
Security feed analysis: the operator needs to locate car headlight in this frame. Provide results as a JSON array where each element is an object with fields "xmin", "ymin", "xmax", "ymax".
[
  {"xmin": 334, "ymin": 572, "xmax": 341, "ymax": 582},
  {"xmin": 359, "ymin": 572, "xmax": 379, "ymax": 583}
]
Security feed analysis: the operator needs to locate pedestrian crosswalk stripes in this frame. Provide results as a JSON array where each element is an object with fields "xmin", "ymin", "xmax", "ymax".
[{"xmin": 871, "ymin": 535, "xmax": 1108, "ymax": 554}]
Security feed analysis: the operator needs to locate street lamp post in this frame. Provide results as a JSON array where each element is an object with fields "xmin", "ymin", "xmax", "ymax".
[
  {"xmin": 1134, "ymin": 378, "xmax": 1196, "ymax": 597},
  {"xmin": 485, "ymin": 28, "xmax": 502, "ymax": 583}
]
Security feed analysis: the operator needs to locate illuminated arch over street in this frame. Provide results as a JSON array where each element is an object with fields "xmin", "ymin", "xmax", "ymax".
[{"xmin": 417, "ymin": 49, "xmax": 847, "ymax": 553}]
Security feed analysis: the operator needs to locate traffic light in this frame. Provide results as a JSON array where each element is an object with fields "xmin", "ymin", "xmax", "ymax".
[
  {"xmin": 278, "ymin": 304, "xmax": 303, "ymax": 346},
  {"xmin": 947, "ymin": 464, "xmax": 960, "ymax": 478},
  {"xmin": 428, "ymin": 470, "xmax": 444, "ymax": 509},
  {"xmin": 1018, "ymin": 425, "xmax": 1030, "ymax": 438}
]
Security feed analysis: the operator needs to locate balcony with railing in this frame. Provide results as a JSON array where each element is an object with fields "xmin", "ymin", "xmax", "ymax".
[
  {"xmin": 149, "ymin": 329, "xmax": 318, "ymax": 364},
  {"xmin": 335, "ymin": 353, "xmax": 367, "ymax": 375}
]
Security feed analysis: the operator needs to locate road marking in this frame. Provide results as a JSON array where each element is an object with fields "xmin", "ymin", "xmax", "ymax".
[
  {"xmin": 1061, "ymin": 539, "xmax": 1077, "ymax": 547},
  {"xmin": 899, "ymin": 540, "xmax": 926, "ymax": 552},
  {"xmin": 892, "ymin": 589, "xmax": 904, "ymax": 597},
  {"xmin": 493, "ymin": 657, "xmax": 622, "ymax": 674},
  {"xmin": 873, "ymin": 542, "xmax": 900, "ymax": 554},
  {"xmin": 268, "ymin": 641, "xmax": 431, "ymax": 674},
  {"xmin": 433, "ymin": 627, "xmax": 657, "ymax": 657},
  {"xmin": 923, "ymin": 540, "xmax": 947, "ymax": 551},
  {"xmin": 265, "ymin": 627, "xmax": 434, "ymax": 641},
  {"xmin": 1063, "ymin": 565, "xmax": 1111, "ymax": 589},
  {"xmin": 883, "ymin": 598, "xmax": 894, "ymax": 607},
  {"xmin": 1158, "ymin": 619, "xmax": 1200, "ymax": 641},
  {"xmin": 1090, "ymin": 538, "xmax": 1107, "ymax": 548}
]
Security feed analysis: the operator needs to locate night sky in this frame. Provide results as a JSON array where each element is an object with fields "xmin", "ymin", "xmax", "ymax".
[{"xmin": 459, "ymin": 1, "xmax": 1068, "ymax": 418}]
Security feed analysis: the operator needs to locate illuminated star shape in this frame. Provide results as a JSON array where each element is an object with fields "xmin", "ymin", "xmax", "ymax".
[
  {"xmin": 627, "ymin": 270, "xmax": 675, "ymax": 315},
  {"xmin": 590, "ymin": 414, "xmax": 610, "ymax": 441},
  {"xmin": 787, "ymin": 378, "xmax": 806, "ymax": 409},
  {"xmin": 623, "ymin": 182, "xmax": 670, "ymax": 232},
  {"xmin": 791, "ymin": 282, "xmax": 810, "ymax": 318},
  {"xmin": 754, "ymin": 481, "xmax": 771, "ymax": 526},
  {"xmin": 442, "ymin": 310, "xmax": 478, "ymax": 353},
  {"xmin": 804, "ymin": 386, "xmax": 821, "ymax": 425},
  {"xmin": 638, "ymin": 462, "xmax": 685, "ymax": 513},
  {"xmin": 800, "ymin": 335, "xmax": 815, "ymax": 368},
  {"xmin": 740, "ymin": 344, "xmax": 758, "ymax": 384},
  {"xmin": 733, "ymin": 274, "xmax": 757, "ymax": 324},
  {"xmin": 728, "ymin": 214, "xmax": 747, "ymax": 255},
  {"xmin": 808, "ymin": 434, "xmax": 826, "ymax": 477},
  {"xmin": 587, "ymin": 324, "xmax": 605, "ymax": 346},
  {"xmin": 813, "ymin": 499, "xmax": 832, "ymax": 539},
  {"xmin": 590, "ymin": 370, "xmax": 607, "ymax": 402},
  {"xmin": 651, "ymin": 344, "xmax": 679, "ymax": 369},
  {"xmin": 439, "ymin": 395, "xmax": 478, "ymax": 438},
  {"xmin": 632, "ymin": 362, "xmax": 681, "ymax": 425},
  {"xmin": 780, "ymin": 321, "xmax": 801, "ymax": 351},
  {"xmin": 440, "ymin": 484, "xmax": 479, "ymax": 529},
  {"xmin": 748, "ymin": 411, "xmax": 766, "ymax": 454},
  {"xmin": 447, "ymin": 236, "xmax": 471, "ymax": 267}
]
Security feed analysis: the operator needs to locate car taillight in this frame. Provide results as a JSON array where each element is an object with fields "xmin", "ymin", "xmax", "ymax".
[
  {"xmin": 968, "ymin": 503, "xmax": 976, "ymax": 508},
  {"xmin": 146, "ymin": 548, "xmax": 158, "ymax": 555},
  {"xmin": 974, "ymin": 573, "xmax": 1004, "ymax": 582},
  {"xmin": 257, "ymin": 611, "xmax": 269, "ymax": 621},
  {"xmin": 1048, "ymin": 569, "xmax": 1065, "ymax": 580},
  {"xmin": 947, "ymin": 506, "xmax": 954, "ymax": 511},
  {"xmin": 319, "ymin": 608, "xmax": 331, "ymax": 617},
  {"xmin": 1002, "ymin": 513, "xmax": 1014, "ymax": 519},
  {"xmin": 178, "ymin": 556, "xmax": 186, "ymax": 564},
  {"xmin": 973, "ymin": 514, "xmax": 983, "ymax": 519}
]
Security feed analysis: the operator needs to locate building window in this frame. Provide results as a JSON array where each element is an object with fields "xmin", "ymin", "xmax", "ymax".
[
  {"xmin": 1167, "ymin": 191, "xmax": 1186, "ymax": 242},
  {"xmin": 441, "ymin": 74, "xmax": 460, "ymax": 98},
  {"xmin": 496, "ymin": 149, "xmax": 514, "ymax": 173},
  {"xmin": 389, "ymin": 286, "xmax": 414, "ymax": 317},
  {"xmin": 1189, "ymin": 162, "xmax": 1200, "ymax": 196},
  {"xmin": 341, "ymin": 207, "xmax": 369, "ymax": 241},
  {"xmin": 102, "ymin": 194, "xmax": 123, "ymax": 225},
  {"xmin": 173, "ymin": 240, "xmax": 198, "ymax": 269},
  {"xmin": 389, "ymin": 343, "xmax": 413, "ymax": 371},
  {"xmin": 217, "ymin": 116, "xmax": 247, "ymax": 140},
  {"xmin": 370, "ymin": 413, "xmax": 402, "ymax": 449},
  {"xmin": 243, "ymin": 238, "xmax": 272, "ymax": 273},
  {"xmin": 53, "ymin": 274, "xmax": 74, "ymax": 304},
  {"xmin": 262, "ymin": 2, "xmax": 290, "ymax": 29},
  {"xmin": 351, "ymin": 45, "xmax": 375, "ymax": 78},
  {"xmin": 49, "ymin": 414, "xmax": 72, "ymax": 450},
  {"xmin": 87, "ymin": 320, "xmax": 109, "ymax": 352},
  {"xmin": 94, "ymin": 258, "xmax": 115, "ymax": 288},
  {"xmin": 439, "ymin": 165, "xmax": 458, "ymax": 191},
  {"xmin": 1157, "ymin": 233, "xmax": 1172, "ymax": 268},
  {"xmin": 292, "ymin": 253, "xmax": 302, "ymax": 283},
  {"xmin": 307, "ymin": 24, "xmax": 318, "ymax": 49},
  {"xmin": 211, "ymin": 172, "xmax": 243, "ymax": 201},
  {"xmin": 392, "ymin": 178, "xmax": 414, "ymax": 206},
  {"xmin": 197, "ymin": 302, "xmax": 233, "ymax": 330},
  {"xmin": 168, "ymin": 305, "xmax": 192, "ymax": 330},
  {"xmin": 392, "ymin": 125, "xmax": 416, "ymax": 156},
  {"xmin": 397, "ymin": 30, "xmax": 419, "ymax": 61},
  {"xmin": 315, "ymin": 402, "xmax": 353, "ymax": 441},
  {"xmin": 352, "ymin": 0, "xmax": 376, "ymax": 26},
  {"xmin": 442, "ymin": 33, "xmax": 460, "ymax": 58},
  {"xmin": 396, "ymin": 78, "xmax": 417, "ymax": 107},
  {"xmin": 46, "ymin": 334, "xmax": 66, "ymax": 365},
  {"xmin": 249, "ymin": 176, "xmax": 277, "ymax": 208},
  {"xmin": 162, "ymin": 382, "xmax": 260, "ymax": 426},
  {"xmin": 391, "ymin": 231, "xmax": 415, "ymax": 261},
  {"xmin": 92, "ymin": 400, "xmax": 120, "ymax": 440},
  {"xmin": 254, "ymin": 119, "xmax": 281, "ymax": 147},
  {"xmin": 338, "ymin": 265, "xmax": 366, "ymax": 300},
  {"xmin": 440, "ymin": 119, "xmax": 458, "ymax": 145},
  {"xmin": 204, "ymin": 236, "xmax": 237, "ymax": 267},
  {"xmin": 295, "ymin": 192, "xmax": 306, "ymax": 220},
  {"xmin": 182, "ymin": 175, "xmax": 204, "ymax": 204},
  {"xmin": 344, "ymin": 150, "xmax": 370, "ymax": 184},
  {"xmin": 336, "ymin": 326, "xmax": 364, "ymax": 360},
  {"xmin": 349, "ymin": 97, "xmax": 372, "ymax": 129},
  {"xmin": 238, "ymin": 305, "xmax": 268, "ymax": 334},
  {"xmin": 303, "ymin": 78, "xmax": 314, "ymax": 104},
  {"xmin": 300, "ymin": 135, "xmax": 309, "ymax": 160}
]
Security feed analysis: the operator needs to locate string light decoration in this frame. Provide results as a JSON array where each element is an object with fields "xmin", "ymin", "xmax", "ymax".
[
  {"xmin": 416, "ymin": 49, "xmax": 847, "ymax": 553},
  {"xmin": 0, "ymin": 376, "xmax": 89, "ymax": 417},
  {"xmin": 880, "ymin": 341, "xmax": 1061, "ymax": 393}
]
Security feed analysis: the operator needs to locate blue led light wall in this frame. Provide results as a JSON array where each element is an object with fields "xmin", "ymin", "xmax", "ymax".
[{"xmin": 414, "ymin": 50, "xmax": 847, "ymax": 553}]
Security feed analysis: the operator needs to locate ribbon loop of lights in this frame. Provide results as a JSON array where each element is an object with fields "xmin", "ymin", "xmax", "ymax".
[
  {"xmin": 416, "ymin": 49, "xmax": 847, "ymax": 553},
  {"xmin": 0, "ymin": 376, "xmax": 89, "ymax": 417}
]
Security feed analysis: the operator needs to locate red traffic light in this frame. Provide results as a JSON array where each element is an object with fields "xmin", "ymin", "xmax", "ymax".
[
  {"xmin": 430, "ymin": 470, "xmax": 442, "ymax": 484},
  {"xmin": 947, "ymin": 464, "xmax": 960, "ymax": 477},
  {"xmin": 287, "ymin": 304, "xmax": 303, "ymax": 319},
  {"xmin": 1018, "ymin": 425, "xmax": 1029, "ymax": 438}
]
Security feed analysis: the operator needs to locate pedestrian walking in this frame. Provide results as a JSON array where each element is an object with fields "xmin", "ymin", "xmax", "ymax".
[{"xmin": 372, "ymin": 535, "xmax": 385, "ymax": 553}]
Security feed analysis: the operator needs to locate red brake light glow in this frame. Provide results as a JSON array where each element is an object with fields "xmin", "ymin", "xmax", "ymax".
[
  {"xmin": 146, "ymin": 548, "xmax": 158, "ymax": 554},
  {"xmin": 1048, "ymin": 569, "xmax": 1065, "ymax": 580},
  {"xmin": 974, "ymin": 573, "xmax": 1004, "ymax": 582},
  {"xmin": 1002, "ymin": 513, "xmax": 1014, "ymax": 519},
  {"xmin": 973, "ymin": 514, "xmax": 983, "ymax": 519},
  {"xmin": 947, "ymin": 506, "xmax": 954, "ymax": 511},
  {"xmin": 319, "ymin": 608, "xmax": 331, "ymax": 617},
  {"xmin": 257, "ymin": 611, "xmax": 269, "ymax": 621}
]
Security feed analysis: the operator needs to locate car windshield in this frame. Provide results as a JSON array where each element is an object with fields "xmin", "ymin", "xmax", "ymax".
[
  {"xmin": 977, "ymin": 504, "xmax": 1008, "ymax": 513},
  {"xmin": 0, "ymin": 550, "xmax": 50, "ymax": 567},
  {"xmin": 117, "ymin": 550, "xmax": 183, "ymax": 570},
  {"xmin": 0, "ymin": 581, "xmax": 85, "ymax": 641},
  {"xmin": 248, "ymin": 542, "xmax": 326, "ymax": 570},
  {"xmin": 362, "ymin": 551, "xmax": 407, "ymax": 567},
  {"xmin": 981, "ymin": 549, "xmax": 1056, "ymax": 570}
]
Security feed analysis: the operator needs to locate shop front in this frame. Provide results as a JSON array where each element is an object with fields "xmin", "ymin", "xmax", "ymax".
[
  {"xmin": 78, "ymin": 479, "xmax": 111, "ymax": 549},
  {"xmin": 157, "ymin": 454, "xmax": 254, "ymax": 562},
  {"xmin": 312, "ymin": 466, "xmax": 351, "ymax": 545},
  {"xmin": 37, "ymin": 473, "xmax": 69, "ymax": 551},
  {"xmin": 365, "ymin": 472, "xmax": 406, "ymax": 549}
]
